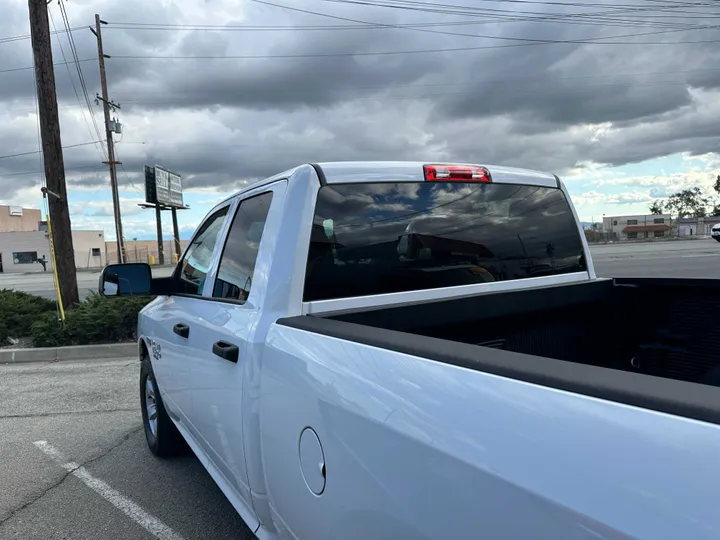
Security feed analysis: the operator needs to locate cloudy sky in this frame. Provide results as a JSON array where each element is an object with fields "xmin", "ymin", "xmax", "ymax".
[{"xmin": 1, "ymin": 0, "xmax": 719, "ymax": 240}]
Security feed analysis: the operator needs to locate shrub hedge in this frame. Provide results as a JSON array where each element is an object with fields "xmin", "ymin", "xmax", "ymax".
[
  {"xmin": 30, "ymin": 293, "xmax": 153, "ymax": 347},
  {"xmin": 0, "ymin": 289, "xmax": 57, "ymax": 344},
  {"xmin": 0, "ymin": 289, "xmax": 152, "ymax": 347}
]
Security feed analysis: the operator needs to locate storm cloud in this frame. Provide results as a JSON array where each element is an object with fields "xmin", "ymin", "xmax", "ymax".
[{"xmin": 1, "ymin": 0, "xmax": 719, "ymax": 200}]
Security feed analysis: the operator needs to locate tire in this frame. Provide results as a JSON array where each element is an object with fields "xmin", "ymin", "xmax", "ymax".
[{"xmin": 140, "ymin": 357, "xmax": 188, "ymax": 458}]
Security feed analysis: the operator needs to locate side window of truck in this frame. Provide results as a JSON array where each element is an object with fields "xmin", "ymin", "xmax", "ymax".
[
  {"xmin": 177, "ymin": 206, "xmax": 229, "ymax": 295},
  {"xmin": 212, "ymin": 192, "xmax": 273, "ymax": 303}
]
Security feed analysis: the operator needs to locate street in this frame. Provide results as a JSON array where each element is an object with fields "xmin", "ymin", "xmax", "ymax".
[{"xmin": 0, "ymin": 239, "xmax": 718, "ymax": 540}]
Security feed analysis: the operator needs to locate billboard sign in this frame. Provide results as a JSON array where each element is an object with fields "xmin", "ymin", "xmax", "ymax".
[{"xmin": 144, "ymin": 165, "xmax": 184, "ymax": 208}]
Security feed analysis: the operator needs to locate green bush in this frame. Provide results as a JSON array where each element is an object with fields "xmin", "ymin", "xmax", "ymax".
[
  {"xmin": 0, "ymin": 289, "xmax": 58, "ymax": 343},
  {"xmin": 30, "ymin": 293, "xmax": 154, "ymax": 347}
]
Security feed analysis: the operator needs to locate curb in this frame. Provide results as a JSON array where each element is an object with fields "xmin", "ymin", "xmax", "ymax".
[{"xmin": 0, "ymin": 342, "xmax": 138, "ymax": 364}]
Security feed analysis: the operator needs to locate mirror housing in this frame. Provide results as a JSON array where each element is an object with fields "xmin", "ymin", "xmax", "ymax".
[{"xmin": 99, "ymin": 263, "xmax": 152, "ymax": 296}]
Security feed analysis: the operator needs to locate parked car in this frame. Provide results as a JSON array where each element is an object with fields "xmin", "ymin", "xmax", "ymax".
[
  {"xmin": 101, "ymin": 162, "xmax": 720, "ymax": 540},
  {"xmin": 711, "ymin": 223, "xmax": 720, "ymax": 241}
]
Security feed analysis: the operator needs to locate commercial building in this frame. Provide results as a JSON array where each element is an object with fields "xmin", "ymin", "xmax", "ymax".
[
  {"xmin": 676, "ymin": 216, "xmax": 720, "ymax": 236},
  {"xmin": 0, "ymin": 205, "xmax": 106, "ymax": 273},
  {"xmin": 602, "ymin": 214, "xmax": 672, "ymax": 241}
]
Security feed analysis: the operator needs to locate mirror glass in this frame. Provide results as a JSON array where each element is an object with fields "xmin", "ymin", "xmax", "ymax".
[{"xmin": 100, "ymin": 263, "xmax": 152, "ymax": 296}]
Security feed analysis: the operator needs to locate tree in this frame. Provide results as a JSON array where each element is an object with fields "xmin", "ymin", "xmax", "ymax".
[
  {"xmin": 649, "ymin": 200, "xmax": 664, "ymax": 215},
  {"xmin": 713, "ymin": 175, "xmax": 720, "ymax": 195},
  {"xmin": 664, "ymin": 187, "xmax": 710, "ymax": 219}
]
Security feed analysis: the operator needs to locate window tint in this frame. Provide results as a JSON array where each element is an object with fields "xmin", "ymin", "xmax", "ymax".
[
  {"xmin": 178, "ymin": 206, "xmax": 229, "ymax": 295},
  {"xmin": 304, "ymin": 182, "xmax": 587, "ymax": 302},
  {"xmin": 213, "ymin": 192, "xmax": 273, "ymax": 302}
]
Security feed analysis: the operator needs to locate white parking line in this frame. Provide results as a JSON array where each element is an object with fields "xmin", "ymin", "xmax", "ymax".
[{"xmin": 33, "ymin": 441, "xmax": 186, "ymax": 540}]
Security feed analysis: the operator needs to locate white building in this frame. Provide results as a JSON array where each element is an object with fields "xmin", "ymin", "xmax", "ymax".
[{"xmin": 602, "ymin": 214, "xmax": 672, "ymax": 241}]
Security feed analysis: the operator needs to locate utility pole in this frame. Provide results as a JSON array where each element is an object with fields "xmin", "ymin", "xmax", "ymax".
[
  {"xmin": 171, "ymin": 207, "xmax": 182, "ymax": 261},
  {"xmin": 28, "ymin": 0, "xmax": 79, "ymax": 309},
  {"xmin": 91, "ymin": 14, "xmax": 125, "ymax": 263},
  {"xmin": 155, "ymin": 206, "xmax": 164, "ymax": 265}
]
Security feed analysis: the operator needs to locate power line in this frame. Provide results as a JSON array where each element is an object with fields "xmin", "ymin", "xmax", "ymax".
[
  {"xmin": 0, "ymin": 58, "xmax": 94, "ymax": 75},
  {"xmin": 308, "ymin": 0, "xmax": 720, "ymax": 28},
  {"xmin": 104, "ymin": 10, "xmax": 718, "ymax": 31},
  {"xmin": 0, "ymin": 26, "xmax": 83, "ymax": 45},
  {"xmin": 49, "ymin": 8, "xmax": 107, "ymax": 162},
  {"xmin": 249, "ymin": 0, "xmax": 720, "ymax": 45},
  {"xmin": 57, "ymin": 0, "xmax": 107, "ymax": 162},
  {"xmin": 112, "ymin": 145, "xmax": 146, "ymax": 196},
  {"xmin": 0, "ymin": 141, "xmax": 102, "ymax": 161},
  {"xmin": 108, "ymin": 34, "xmax": 720, "ymax": 60},
  {"xmin": 0, "ymin": 165, "xmax": 105, "ymax": 177}
]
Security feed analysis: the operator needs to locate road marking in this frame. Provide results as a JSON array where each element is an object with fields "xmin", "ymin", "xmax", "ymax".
[{"xmin": 33, "ymin": 441, "xmax": 185, "ymax": 540}]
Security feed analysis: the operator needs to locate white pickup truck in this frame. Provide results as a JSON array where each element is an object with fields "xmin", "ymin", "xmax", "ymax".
[{"xmin": 101, "ymin": 162, "xmax": 720, "ymax": 540}]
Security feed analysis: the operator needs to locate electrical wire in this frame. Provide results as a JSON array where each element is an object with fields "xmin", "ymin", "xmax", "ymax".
[
  {"xmin": 0, "ymin": 26, "xmax": 84, "ymax": 45},
  {"xmin": 112, "ymin": 145, "xmax": 147, "ymax": 196},
  {"xmin": 0, "ymin": 141, "xmax": 103, "ymax": 161},
  {"xmin": 57, "ymin": 0, "xmax": 107, "ymax": 162},
  {"xmin": 49, "ymin": 9, "xmax": 107, "ymax": 162},
  {"xmin": 249, "ymin": 0, "xmax": 720, "ymax": 46},
  {"xmin": 0, "ymin": 165, "xmax": 105, "ymax": 177},
  {"xmin": 108, "ymin": 35, "xmax": 720, "ymax": 60},
  {"xmin": 302, "ymin": 0, "xmax": 720, "ymax": 30},
  {"xmin": 0, "ymin": 59, "xmax": 94, "ymax": 75}
]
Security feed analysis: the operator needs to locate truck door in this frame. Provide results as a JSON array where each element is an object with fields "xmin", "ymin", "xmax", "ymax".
[
  {"xmin": 185, "ymin": 182, "xmax": 283, "ymax": 505},
  {"xmin": 150, "ymin": 205, "xmax": 231, "ymax": 427}
]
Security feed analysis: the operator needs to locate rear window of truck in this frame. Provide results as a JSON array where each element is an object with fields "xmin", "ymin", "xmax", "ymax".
[{"xmin": 304, "ymin": 182, "xmax": 587, "ymax": 302}]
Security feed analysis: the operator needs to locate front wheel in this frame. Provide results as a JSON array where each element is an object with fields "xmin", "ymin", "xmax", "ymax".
[{"xmin": 140, "ymin": 357, "xmax": 188, "ymax": 458}]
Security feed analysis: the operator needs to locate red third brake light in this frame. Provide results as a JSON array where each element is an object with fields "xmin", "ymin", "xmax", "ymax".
[{"xmin": 423, "ymin": 164, "xmax": 491, "ymax": 183}]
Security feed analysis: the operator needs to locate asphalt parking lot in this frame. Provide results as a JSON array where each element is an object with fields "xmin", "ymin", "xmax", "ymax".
[
  {"xmin": 591, "ymin": 239, "xmax": 720, "ymax": 279},
  {"xmin": 0, "ymin": 358, "xmax": 254, "ymax": 540},
  {"xmin": 1, "ymin": 239, "xmax": 718, "ymax": 540}
]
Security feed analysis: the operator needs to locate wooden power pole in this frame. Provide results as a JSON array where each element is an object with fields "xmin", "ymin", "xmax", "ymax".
[
  {"xmin": 28, "ymin": 0, "xmax": 79, "ymax": 309},
  {"xmin": 92, "ymin": 14, "xmax": 125, "ymax": 263}
]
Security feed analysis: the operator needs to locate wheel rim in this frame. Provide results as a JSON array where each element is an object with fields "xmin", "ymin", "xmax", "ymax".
[{"xmin": 145, "ymin": 377, "xmax": 158, "ymax": 437}]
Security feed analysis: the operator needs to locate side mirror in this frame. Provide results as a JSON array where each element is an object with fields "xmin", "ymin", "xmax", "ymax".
[{"xmin": 99, "ymin": 263, "xmax": 152, "ymax": 296}]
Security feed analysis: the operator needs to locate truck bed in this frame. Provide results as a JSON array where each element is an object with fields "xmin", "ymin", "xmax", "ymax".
[
  {"xmin": 327, "ymin": 278, "xmax": 720, "ymax": 387},
  {"xmin": 279, "ymin": 278, "xmax": 720, "ymax": 425}
]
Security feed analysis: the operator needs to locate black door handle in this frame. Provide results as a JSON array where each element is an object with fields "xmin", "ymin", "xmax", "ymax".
[
  {"xmin": 212, "ymin": 341, "xmax": 239, "ymax": 363},
  {"xmin": 173, "ymin": 323, "xmax": 190, "ymax": 338}
]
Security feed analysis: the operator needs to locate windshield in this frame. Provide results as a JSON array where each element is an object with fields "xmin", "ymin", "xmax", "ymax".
[{"xmin": 304, "ymin": 182, "xmax": 587, "ymax": 302}]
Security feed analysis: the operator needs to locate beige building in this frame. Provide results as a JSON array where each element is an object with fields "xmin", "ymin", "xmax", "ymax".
[
  {"xmin": 0, "ymin": 205, "xmax": 189, "ymax": 272},
  {"xmin": 0, "ymin": 205, "xmax": 42, "ymax": 232},
  {"xmin": 0, "ymin": 205, "xmax": 107, "ymax": 273},
  {"xmin": 0, "ymin": 230, "xmax": 106, "ymax": 273}
]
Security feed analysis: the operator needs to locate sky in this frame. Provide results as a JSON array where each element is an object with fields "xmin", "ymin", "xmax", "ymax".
[{"xmin": 0, "ymin": 0, "xmax": 719, "ymax": 240}]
